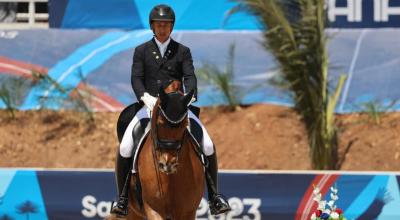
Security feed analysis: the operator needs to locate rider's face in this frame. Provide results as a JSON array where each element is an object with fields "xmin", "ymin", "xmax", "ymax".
[{"xmin": 152, "ymin": 21, "xmax": 173, "ymax": 43}]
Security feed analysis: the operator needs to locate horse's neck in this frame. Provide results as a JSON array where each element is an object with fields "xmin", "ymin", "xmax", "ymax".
[{"xmin": 150, "ymin": 106, "xmax": 158, "ymax": 130}]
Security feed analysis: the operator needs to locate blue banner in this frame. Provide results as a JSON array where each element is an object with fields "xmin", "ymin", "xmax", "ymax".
[
  {"xmin": 1, "ymin": 169, "xmax": 400, "ymax": 219},
  {"xmin": 47, "ymin": 0, "xmax": 400, "ymax": 29},
  {"xmin": 48, "ymin": 0, "xmax": 68, "ymax": 28}
]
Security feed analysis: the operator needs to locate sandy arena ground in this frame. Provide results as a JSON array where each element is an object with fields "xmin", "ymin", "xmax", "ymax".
[{"xmin": 1, "ymin": 104, "xmax": 400, "ymax": 171}]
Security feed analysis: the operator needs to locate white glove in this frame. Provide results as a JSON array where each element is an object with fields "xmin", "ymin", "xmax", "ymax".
[{"xmin": 141, "ymin": 92, "xmax": 157, "ymax": 111}]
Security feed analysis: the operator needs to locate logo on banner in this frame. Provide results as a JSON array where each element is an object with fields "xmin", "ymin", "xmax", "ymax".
[
  {"xmin": 81, "ymin": 195, "xmax": 112, "ymax": 218},
  {"xmin": 0, "ymin": 31, "xmax": 18, "ymax": 39},
  {"xmin": 196, "ymin": 197, "xmax": 262, "ymax": 220},
  {"xmin": 81, "ymin": 195, "xmax": 261, "ymax": 219},
  {"xmin": 327, "ymin": 0, "xmax": 400, "ymax": 26}
]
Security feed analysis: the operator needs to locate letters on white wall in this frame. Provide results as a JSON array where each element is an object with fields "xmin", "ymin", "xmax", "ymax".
[{"xmin": 328, "ymin": 0, "xmax": 400, "ymax": 23}]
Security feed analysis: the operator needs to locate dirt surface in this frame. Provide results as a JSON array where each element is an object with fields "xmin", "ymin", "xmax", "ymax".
[{"xmin": 0, "ymin": 104, "xmax": 399, "ymax": 171}]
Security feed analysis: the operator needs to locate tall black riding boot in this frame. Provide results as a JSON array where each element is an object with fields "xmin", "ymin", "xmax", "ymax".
[
  {"xmin": 110, "ymin": 153, "xmax": 133, "ymax": 216},
  {"xmin": 206, "ymin": 153, "xmax": 231, "ymax": 215}
]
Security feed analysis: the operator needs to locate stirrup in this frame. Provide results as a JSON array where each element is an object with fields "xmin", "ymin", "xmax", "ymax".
[
  {"xmin": 110, "ymin": 197, "xmax": 129, "ymax": 217},
  {"xmin": 209, "ymin": 194, "xmax": 231, "ymax": 215}
]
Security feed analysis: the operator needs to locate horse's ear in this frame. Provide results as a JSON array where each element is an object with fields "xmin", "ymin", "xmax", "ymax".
[
  {"xmin": 182, "ymin": 89, "xmax": 194, "ymax": 106},
  {"xmin": 159, "ymin": 85, "xmax": 168, "ymax": 103}
]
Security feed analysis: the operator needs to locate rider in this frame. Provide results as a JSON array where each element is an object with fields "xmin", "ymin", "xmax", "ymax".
[{"xmin": 110, "ymin": 4, "xmax": 231, "ymax": 216}]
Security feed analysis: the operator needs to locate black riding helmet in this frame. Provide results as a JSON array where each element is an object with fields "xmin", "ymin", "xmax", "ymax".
[{"xmin": 149, "ymin": 4, "xmax": 175, "ymax": 27}]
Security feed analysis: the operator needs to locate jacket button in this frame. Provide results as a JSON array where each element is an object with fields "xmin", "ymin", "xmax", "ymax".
[{"xmin": 167, "ymin": 66, "xmax": 171, "ymax": 70}]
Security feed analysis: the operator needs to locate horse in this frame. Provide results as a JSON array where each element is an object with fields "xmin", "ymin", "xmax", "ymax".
[{"xmin": 108, "ymin": 81, "xmax": 205, "ymax": 220}]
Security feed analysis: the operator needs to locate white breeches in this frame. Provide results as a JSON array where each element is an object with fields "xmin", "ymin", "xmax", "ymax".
[{"xmin": 119, "ymin": 106, "xmax": 215, "ymax": 158}]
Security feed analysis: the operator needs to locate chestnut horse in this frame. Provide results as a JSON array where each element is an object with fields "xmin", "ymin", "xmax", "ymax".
[{"xmin": 111, "ymin": 81, "xmax": 205, "ymax": 220}]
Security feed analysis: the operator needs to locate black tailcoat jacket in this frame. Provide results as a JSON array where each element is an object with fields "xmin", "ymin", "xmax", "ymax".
[{"xmin": 131, "ymin": 37, "xmax": 197, "ymax": 100}]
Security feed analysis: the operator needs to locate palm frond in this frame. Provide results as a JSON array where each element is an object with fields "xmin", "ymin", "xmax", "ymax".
[
  {"xmin": 231, "ymin": 0, "xmax": 346, "ymax": 169},
  {"xmin": 197, "ymin": 43, "xmax": 245, "ymax": 110}
]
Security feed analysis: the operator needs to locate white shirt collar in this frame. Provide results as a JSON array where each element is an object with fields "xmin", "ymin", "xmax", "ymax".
[{"xmin": 154, "ymin": 37, "xmax": 171, "ymax": 57}]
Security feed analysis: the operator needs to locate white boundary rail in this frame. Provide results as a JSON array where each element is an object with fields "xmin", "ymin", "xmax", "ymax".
[{"xmin": 0, "ymin": 0, "xmax": 48, "ymax": 29}]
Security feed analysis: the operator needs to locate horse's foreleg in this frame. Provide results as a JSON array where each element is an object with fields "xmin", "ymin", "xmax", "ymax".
[
  {"xmin": 143, "ymin": 202, "xmax": 165, "ymax": 220},
  {"xmin": 126, "ymin": 210, "xmax": 145, "ymax": 220},
  {"xmin": 104, "ymin": 209, "xmax": 144, "ymax": 220}
]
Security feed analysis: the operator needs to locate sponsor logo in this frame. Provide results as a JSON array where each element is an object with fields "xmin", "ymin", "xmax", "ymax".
[
  {"xmin": 81, "ymin": 195, "xmax": 112, "ymax": 218},
  {"xmin": 0, "ymin": 31, "xmax": 18, "ymax": 39},
  {"xmin": 196, "ymin": 197, "xmax": 262, "ymax": 220},
  {"xmin": 328, "ymin": 0, "xmax": 400, "ymax": 23},
  {"xmin": 81, "ymin": 195, "xmax": 261, "ymax": 219}
]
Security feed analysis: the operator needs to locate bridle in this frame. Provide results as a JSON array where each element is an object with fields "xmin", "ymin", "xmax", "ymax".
[{"xmin": 151, "ymin": 104, "xmax": 188, "ymax": 152}]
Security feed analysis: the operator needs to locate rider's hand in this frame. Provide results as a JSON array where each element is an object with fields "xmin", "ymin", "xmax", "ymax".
[{"xmin": 141, "ymin": 92, "xmax": 157, "ymax": 111}]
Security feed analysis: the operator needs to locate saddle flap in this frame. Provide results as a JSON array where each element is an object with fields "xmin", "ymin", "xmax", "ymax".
[
  {"xmin": 132, "ymin": 119, "xmax": 151, "ymax": 172},
  {"xmin": 188, "ymin": 118, "xmax": 203, "ymax": 150}
]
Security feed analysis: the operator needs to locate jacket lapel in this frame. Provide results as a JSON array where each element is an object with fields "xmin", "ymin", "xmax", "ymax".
[
  {"xmin": 163, "ymin": 39, "xmax": 178, "ymax": 60},
  {"xmin": 150, "ymin": 38, "xmax": 179, "ymax": 67},
  {"xmin": 150, "ymin": 38, "xmax": 162, "ymax": 66}
]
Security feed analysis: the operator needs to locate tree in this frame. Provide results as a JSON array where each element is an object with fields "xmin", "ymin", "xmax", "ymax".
[
  {"xmin": 16, "ymin": 200, "xmax": 38, "ymax": 220},
  {"xmin": 0, "ymin": 77, "xmax": 29, "ymax": 119},
  {"xmin": 230, "ymin": 0, "xmax": 346, "ymax": 169},
  {"xmin": 197, "ymin": 43, "xmax": 245, "ymax": 111}
]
